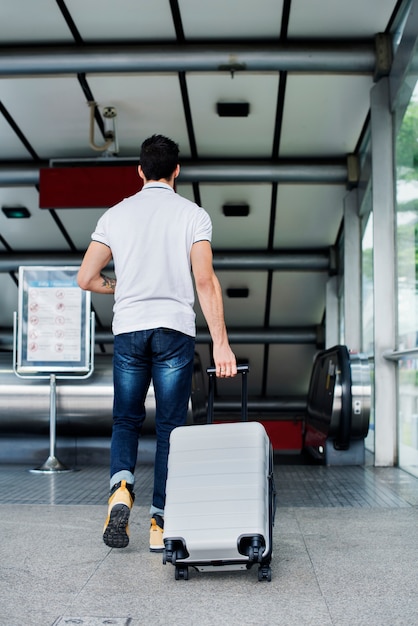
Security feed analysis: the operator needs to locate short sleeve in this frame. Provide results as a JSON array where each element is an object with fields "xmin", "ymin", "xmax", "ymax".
[
  {"xmin": 194, "ymin": 207, "xmax": 212, "ymax": 243},
  {"xmin": 91, "ymin": 212, "xmax": 110, "ymax": 247}
]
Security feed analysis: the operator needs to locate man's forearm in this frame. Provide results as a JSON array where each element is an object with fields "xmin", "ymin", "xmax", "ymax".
[
  {"xmin": 77, "ymin": 241, "xmax": 115, "ymax": 294},
  {"xmin": 78, "ymin": 272, "xmax": 116, "ymax": 294},
  {"xmin": 196, "ymin": 276, "xmax": 229, "ymax": 346},
  {"xmin": 196, "ymin": 275, "xmax": 237, "ymax": 377},
  {"xmin": 100, "ymin": 273, "xmax": 117, "ymax": 293},
  {"xmin": 88, "ymin": 272, "xmax": 116, "ymax": 294}
]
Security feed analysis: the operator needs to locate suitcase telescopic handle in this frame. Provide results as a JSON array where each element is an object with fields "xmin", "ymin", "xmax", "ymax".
[{"xmin": 206, "ymin": 364, "xmax": 249, "ymax": 424}]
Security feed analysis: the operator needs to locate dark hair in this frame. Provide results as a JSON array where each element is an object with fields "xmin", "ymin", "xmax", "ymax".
[{"xmin": 139, "ymin": 134, "xmax": 180, "ymax": 180}]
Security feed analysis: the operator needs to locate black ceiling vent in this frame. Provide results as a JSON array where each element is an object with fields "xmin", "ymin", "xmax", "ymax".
[
  {"xmin": 216, "ymin": 102, "xmax": 250, "ymax": 117},
  {"xmin": 226, "ymin": 288, "xmax": 250, "ymax": 298},
  {"xmin": 222, "ymin": 203, "xmax": 250, "ymax": 217}
]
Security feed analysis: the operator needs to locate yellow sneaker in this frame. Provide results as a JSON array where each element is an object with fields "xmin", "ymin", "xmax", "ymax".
[
  {"xmin": 149, "ymin": 514, "xmax": 164, "ymax": 552},
  {"xmin": 103, "ymin": 480, "xmax": 135, "ymax": 548}
]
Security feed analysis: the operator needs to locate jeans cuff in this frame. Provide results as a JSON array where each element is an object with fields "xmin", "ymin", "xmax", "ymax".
[
  {"xmin": 150, "ymin": 505, "xmax": 164, "ymax": 517},
  {"xmin": 110, "ymin": 470, "xmax": 135, "ymax": 490}
]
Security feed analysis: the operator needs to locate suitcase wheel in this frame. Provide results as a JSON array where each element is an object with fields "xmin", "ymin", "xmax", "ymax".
[
  {"xmin": 163, "ymin": 539, "xmax": 189, "ymax": 565},
  {"xmin": 163, "ymin": 548, "xmax": 176, "ymax": 565},
  {"xmin": 175, "ymin": 565, "xmax": 189, "ymax": 581},
  {"xmin": 258, "ymin": 565, "xmax": 272, "ymax": 582},
  {"xmin": 239, "ymin": 535, "xmax": 265, "ymax": 564},
  {"xmin": 248, "ymin": 544, "xmax": 264, "ymax": 564}
]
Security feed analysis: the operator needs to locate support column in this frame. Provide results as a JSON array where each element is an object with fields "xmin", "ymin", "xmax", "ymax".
[
  {"xmin": 325, "ymin": 277, "xmax": 339, "ymax": 348},
  {"xmin": 370, "ymin": 77, "xmax": 397, "ymax": 466},
  {"xmin": 343, "ymin": 189, "xmax": 361, "ymax": 352}
]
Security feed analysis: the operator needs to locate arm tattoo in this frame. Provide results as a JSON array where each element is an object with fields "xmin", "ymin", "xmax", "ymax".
[{"xmin": 100, "ymin": 273, "xmax": 117, "ymax": 291}]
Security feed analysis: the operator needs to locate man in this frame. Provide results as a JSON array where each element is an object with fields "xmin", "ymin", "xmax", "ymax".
[{"xmin": 77, "ymin": 134, "xmax": 237, "ymax": 552}]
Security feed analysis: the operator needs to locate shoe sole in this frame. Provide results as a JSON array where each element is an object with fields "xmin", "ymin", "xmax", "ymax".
[
  {"xmin": 149, "ymin": 546, "xmax": 164, "ymax": 553},
  {"xmin": 103, "ymin": 504, "xmax": 130, "ymax": 548}
]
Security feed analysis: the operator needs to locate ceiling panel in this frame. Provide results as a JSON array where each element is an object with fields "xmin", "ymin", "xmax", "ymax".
[
  {"xmin": 65, "ymin": 0, "xmax": 176, "ymax": 41},
  {"xmin": 0, "ymin": 77, "xmax": 94, "ymax": 160},
  {"xmin": 0, "ymin": 116, "xmax": 33, "ymax": 160},
  {"xmin": 219, "ymin": 271, "xmax": 269, "ymax": 327},
  {"xmin": 87, "ymin": 75, "xmax": 191, "ymax": 157},
  {"xmin": 187, "ymin": 73, "xmax": 280, "ymax": 157},
  {"xmin": 1, "ymin": 0, "xmax": 72, "ymax": 44},
  {"xmin": 274, "ymin": 184, "xmax": 346, "ymax": 248},
  {"xmin": 280, "ymin": 75, "xmax": 373, "ymax": 157},
  {"xmin": 55, "ymin": 208, "xmax": 107, "ymax": 251},
  {"xmin": 0, "ymin": 187, "xmax": 69, "ymax": 250},
  {"xmin": 179, "ymin": 0, "xmax": 284, "ymax": 39},
  {"xmin": 270, "ymin": 272, "xmax": 328, "ymax": 326},
  {"xmin": 200, "ymin": 183, "xmax": 271, "ymax": 249},
  {"xmin": 267, "ymin": 344, "xmax": 316, "ymax": 395},
  {"xmin": 288, "ymin": 0, "xmax": 398, "ymax": 38},
  {"xmin": 194, "ymin": 270, "xmax": 268, "ymax": 327}
]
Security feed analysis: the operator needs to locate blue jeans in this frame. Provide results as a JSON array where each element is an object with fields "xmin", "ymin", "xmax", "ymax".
[{"xmin": 110, "ymin": 328, "xmax": 195, "ymax": 513}]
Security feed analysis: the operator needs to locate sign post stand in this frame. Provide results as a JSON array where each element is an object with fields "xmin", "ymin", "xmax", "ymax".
[
  {"xmin": 30, "ymin": 374, "xmax": 71, "ymax": 473},
  {"xmin": 13, "ymin": 266, "xmax": 95, "ymax": 473}
]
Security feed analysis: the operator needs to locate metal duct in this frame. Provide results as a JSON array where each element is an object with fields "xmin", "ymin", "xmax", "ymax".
[
  {"xmin": 180, "ymin": 162, "xmax": 347, "ymax": 184},
  {"xmin": 0, "ymin": 354, "xmax": 121, "ymax": 435},
  {"xmin": 0, "ymin": 326, "xmax": 320, "ymax": 348},
  {"xmin": 0, "ymin": 160, "xmax": 348, "ymax": 187},
  {"xmin": 193, "ymin": 327, "xmax": 320, "ymax": 345},
  {"xmin": 0, "ymin": 354, "xmax": 307, "ymax": 435},
  {"xmin": 0, "ymin": 42, "xmax": 376, "ymax": 76},
  {"xmin": 0, "ymin": 250, "xmax": 332, "ymax": 273}
]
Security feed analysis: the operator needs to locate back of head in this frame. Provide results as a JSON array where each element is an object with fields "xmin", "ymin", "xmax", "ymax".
[{"xmin": 139, "ymin": 134, "xmax": 180, "ymax": 181}]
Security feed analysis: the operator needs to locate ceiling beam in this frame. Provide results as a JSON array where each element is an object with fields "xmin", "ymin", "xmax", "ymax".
[
  {"xmin": 0, "ymin": 159, "xmax": 348, "ymax": 187},
  {"xmin": 0, "ymin": 326, "xmax": 320, "ymax": 347},
  {"xmin": 0, "ymin": 42, "xmax": 376, "ymax": 76},
  {"xmin": 0, "ymin": 250, "xmax": 333, "ymax": 273}
]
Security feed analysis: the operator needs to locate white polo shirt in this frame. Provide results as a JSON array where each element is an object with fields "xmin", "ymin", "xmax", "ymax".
[{"xmin": 91, "ymin": 182, "xmax": 212, "ymax": 337}]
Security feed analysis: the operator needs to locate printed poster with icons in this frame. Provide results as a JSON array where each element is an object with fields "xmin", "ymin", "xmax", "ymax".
[{"xmin": 17, "ymin": 266, "xmax": 92, "ymax": 374}]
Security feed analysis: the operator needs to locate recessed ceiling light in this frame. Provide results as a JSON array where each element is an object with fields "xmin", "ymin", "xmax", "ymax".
[
  {"xmin": 2, "ymin": 206, "xmax": 31, "ymax": 218},
  {"xmin": 226, "ymin": 288, "xmax": 249, "ymax": 298},
  {"xmin": 216, "ymin": 102, "xmax": 250, "ymax": 117},
  {"xmin": 222, "ymin": 203, "xmax": 250, "ymax": 217}
]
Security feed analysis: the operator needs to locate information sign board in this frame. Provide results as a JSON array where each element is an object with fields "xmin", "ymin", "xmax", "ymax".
[{"xmin": 16, "ymin": 266, "xmax": 92, "ymax": 375}]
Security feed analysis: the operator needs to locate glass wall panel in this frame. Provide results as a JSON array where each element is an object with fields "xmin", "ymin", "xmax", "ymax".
[
  {"xmin": 362, "ymin": 211, "xmax": 375, "ymax": 452},
  {"xmin": 395, "ymin": 81, "xmax": 418, "ymax": 476}
]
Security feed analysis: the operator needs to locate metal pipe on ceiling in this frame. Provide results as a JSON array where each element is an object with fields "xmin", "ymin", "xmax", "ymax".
[
  {"xmin": 96, "ymin": 327, "xmax": 320, "ymax": 345},
  {"xmin": 180, "ymin": 163, "xmax": 348, "ymax": 184},
  {"xmin": 0, "ymin": 161, "xmax": 348, "ymax": 187},
  {"xmin": 195, "ymin": 327, "xmax": 320, "ymax": 344},
  {"xmin": 0, "ymin": 326, "xmax": 320, "ymax": 347},
  {"xmin": 0, "ymin": 251, "xmax": 332, "ymax": 273},
  {"xmin": 0, "ymin": 43, "xmax": 376, "ymax": 76}
]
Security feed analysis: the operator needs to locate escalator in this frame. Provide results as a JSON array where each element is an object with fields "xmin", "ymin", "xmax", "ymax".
[
  {"xmin": 304, "ymin": 345, "xmax": 371, "ymax": 464},
  {"xmin": 0, "ymin": 346, "xmax": 371, "ymax": 465}
]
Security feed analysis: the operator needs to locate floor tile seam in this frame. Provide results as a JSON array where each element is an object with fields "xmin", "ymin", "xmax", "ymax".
[
  {"xmin": 293, "ymin": 512, "xmax": 335, "ymax": 625},
  {"xmin": 50, "ymin": 546, "xmax": 114, "ymax": 621}
]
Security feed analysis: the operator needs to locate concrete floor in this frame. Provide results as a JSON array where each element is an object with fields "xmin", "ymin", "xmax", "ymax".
[{"xmin": 0, "ymin": 459, "xmax": 417, "ymax": 626}]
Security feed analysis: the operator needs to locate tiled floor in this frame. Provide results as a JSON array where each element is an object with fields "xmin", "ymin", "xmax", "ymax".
[
  {"xmin": 1, "ymin": 459, "xmax": 417, "ymax": 508},
  {"xmin": 1, "ymin": 454, "xmax": 418, "ymax": 626}
]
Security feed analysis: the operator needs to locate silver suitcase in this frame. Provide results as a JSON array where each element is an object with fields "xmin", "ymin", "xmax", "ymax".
[{"xmin": 163, "ymin": 365, "xmax": 275, "ymax": 581}]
